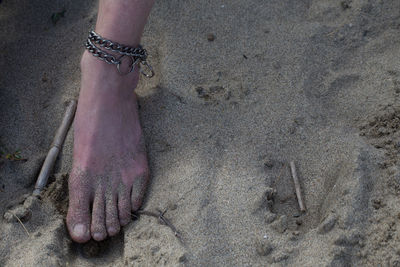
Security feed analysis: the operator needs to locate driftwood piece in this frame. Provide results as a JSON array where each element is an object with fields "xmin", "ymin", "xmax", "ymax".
[
  {"xmin": 33, "ymin": 100, "xmax": 77, "ymax": 196},
  {"xmin": 289, "ymin": 161, "xmax": 306, "ymax": 212}
]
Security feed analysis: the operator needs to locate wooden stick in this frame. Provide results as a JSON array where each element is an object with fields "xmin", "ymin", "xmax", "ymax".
[
  {"xmin": 33, "ymin": 100, "xmax": 77, "ymax": 196},
  {"xmin": 290, "ymin": 161, "xmax": 306, "ymax": 212}
]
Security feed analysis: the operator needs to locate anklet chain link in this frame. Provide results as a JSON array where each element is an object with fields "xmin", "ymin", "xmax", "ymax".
[{"xmin": 85, "ymin": 30, "xmax": 154, "ymax": 77}]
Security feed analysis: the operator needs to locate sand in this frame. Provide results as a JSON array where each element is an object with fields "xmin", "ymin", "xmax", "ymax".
[{"xmin": 1, "ymin": 0, "xmax": 400, "ymax": 266}]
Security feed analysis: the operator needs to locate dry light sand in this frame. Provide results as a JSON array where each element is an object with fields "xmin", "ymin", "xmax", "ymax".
[{"xmin": 1, "ymin": 0, "xmax": 400, "ymax": 266}]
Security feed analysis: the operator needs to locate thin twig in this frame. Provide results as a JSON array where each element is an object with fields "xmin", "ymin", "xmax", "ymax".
[
  {"xmin": 9, "ymin": 211, "xmax": 30, "ymax": 237},
  {"xmin": 132, "ymin": 209, "xmax": 184, "ymax": 243},
  {"xmin": 33, "ymin": 100, "xmax": 77, "ymax": 195},
  {"xmin": 290, "ymin": 161, "xmax": 306, "ymax": 212}
]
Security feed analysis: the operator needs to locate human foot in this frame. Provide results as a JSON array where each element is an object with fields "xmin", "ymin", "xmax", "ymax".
[{"xmin": 66, "ymin": 52, "xmax": 149, "ymax": 243}]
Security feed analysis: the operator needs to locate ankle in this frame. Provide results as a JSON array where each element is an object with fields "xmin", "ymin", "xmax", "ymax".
[{"xmin": 80, "ymin": 51, "xmax": 140, "ymax": 89}]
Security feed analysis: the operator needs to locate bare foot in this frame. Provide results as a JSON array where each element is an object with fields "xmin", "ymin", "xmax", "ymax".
[{"xmin": 66, "ymin": 51, "xmax": 149, "ymax": 243}]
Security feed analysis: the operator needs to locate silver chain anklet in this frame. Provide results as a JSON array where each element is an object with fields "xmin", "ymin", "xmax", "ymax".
[{"xmin": 85, "ymin": 30, "xmax": 154, "ymax": 77}]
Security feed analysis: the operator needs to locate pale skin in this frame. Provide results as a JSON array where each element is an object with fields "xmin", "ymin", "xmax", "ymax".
[{"xmin": 66, "ymin": 0, "xmax": 155, "ymax": 243}]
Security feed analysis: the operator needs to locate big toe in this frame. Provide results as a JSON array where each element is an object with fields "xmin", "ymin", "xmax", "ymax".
[
  {"xmin": 70, "ymin": 223, "xmax": 90, "ymax": 243},
  {"xmin": 67, "ymin": 175, "xmax": 91, "ymax": 243},
  {"xmin": 67, "ymin": 211, "xmax": 91, "ymax": 243}
]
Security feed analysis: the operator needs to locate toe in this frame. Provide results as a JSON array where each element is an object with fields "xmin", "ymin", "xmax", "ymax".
[
  {"xmin": 66, "ymin": 172, "xmax": 92, "ymax": 243},
  {"xmin": 91, "ymin": 188, "xmax": 107, "ymax": 241},
  {"xmin": 131, "ymin": 174, "xmax": 149, "ymax": 211},
  {"xmin": 118, "ymin": 184, "xmax": 132, "ymax": 226},
  {"xmin": 105, "ymin": 192, "xmax": 120, "ymax": 236}
]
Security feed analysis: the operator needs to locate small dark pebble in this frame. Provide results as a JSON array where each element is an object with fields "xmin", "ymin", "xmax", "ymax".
[
  {"xmin": 195, "ymin": 87, "xmax": 209, "ymax": 99},
  {"xmin": 151, "ymin": 246, "xmax": 160, "ymax": 256},
  {"xmin": 42, "ymin": 73, "xmax": 48, "ymax": 82},
  {"xmin": 340, "ymin": 0, "xmax": 351, "ymax": 10},
  {"xmin": 372, "ymin": 199, "xmax": 382, "ymax": 209},
  {"xmin": 196, "ymin": 87, "xmax": 205, "ymax": 95},
  {"xmin": 264, "ymin": 159, "xmax": 274, "ymax": 169},
  {"xmin": 207, "ymin": 34, "xmax": 215, "ymax": 42},
  {"xmin": 289, "ymin": 126, "xmax": 296, "ymax": 135},
  {"xmin": 264, "ymin": 187, "xmax": 276, "ymax": 201},
  {"xmin": 179, "ymin": 254, "xmax": 187, "ymax": 262}
]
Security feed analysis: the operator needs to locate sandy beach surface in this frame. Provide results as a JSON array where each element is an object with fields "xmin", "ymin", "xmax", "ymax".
[{"xmin": 1, "ymin": 0, "xmax": 400, "ymax": 266}]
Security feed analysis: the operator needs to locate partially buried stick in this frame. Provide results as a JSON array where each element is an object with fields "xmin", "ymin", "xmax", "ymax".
[
  {"xmin": 133, "ymin": 209, "xmax": 184, "ymax": 244},
  {"xmin": 33, "ymin": 100, "xmax": 77, "ymax": 196},
  {"xmin": 290, "ymin": 161, "xmax": 306, "ymax": 212}
]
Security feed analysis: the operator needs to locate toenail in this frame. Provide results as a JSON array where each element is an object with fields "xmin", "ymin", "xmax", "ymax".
[
  {"xmin": 108, "ymin": 227, "xmax": 118, "ymax": 236},
  {"xmin": 93, "ymin": 232, "xmax": 105, "ymax": 241},
  {"xmin": 73, "ymin": 224, "xmax": 87, "ymax": 237}
]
